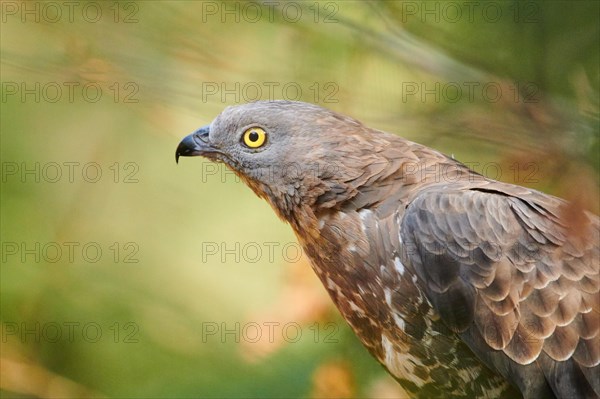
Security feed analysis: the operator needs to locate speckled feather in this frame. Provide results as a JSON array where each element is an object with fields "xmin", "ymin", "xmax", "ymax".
[{"xmin": 177, "ymin": 101, "xmax": 599, "ymax": 398}]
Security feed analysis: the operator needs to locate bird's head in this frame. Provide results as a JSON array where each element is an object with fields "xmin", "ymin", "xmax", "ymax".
[{"xmin": 176, "ymin": 100, "xmax": 409, "ymax": 228}]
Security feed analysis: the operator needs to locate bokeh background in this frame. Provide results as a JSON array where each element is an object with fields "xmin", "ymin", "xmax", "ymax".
[{"xmin": 1, "ymin": 1, "xmax": 598, "ymax": 398}]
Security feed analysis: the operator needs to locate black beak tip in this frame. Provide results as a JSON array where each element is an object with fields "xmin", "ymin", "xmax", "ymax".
[
  {"xmin": 175, "ymin": 136, "xmax": 195, "ymax": 164},
  {"xmin": 175, "ymin": 126, "xmax": 211, "ymax": 165},
  {"xmin": 175, "ymin": 147, "xmax": 182, "ymax": 164},
  {"xmin": 175, "ymin": 146, "xmax": 183, "ymax": 164}
]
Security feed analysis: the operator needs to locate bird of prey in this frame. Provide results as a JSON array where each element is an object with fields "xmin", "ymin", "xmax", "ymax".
[{"xmin": 176, "ymin": 101, "xmax": 599, "ymax": 398}]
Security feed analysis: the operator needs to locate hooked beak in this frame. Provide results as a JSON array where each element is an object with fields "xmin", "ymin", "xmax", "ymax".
[{"xmin": 175, "ymin": 125, "xmax": 214, "ymax": 163}]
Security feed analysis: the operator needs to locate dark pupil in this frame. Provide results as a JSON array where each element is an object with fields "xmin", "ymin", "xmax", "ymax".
[{"xmin": 249, "ymin": 131, "xmax": 259, "ymax": 142}]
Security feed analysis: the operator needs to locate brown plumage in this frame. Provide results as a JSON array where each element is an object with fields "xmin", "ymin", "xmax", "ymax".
[{"xmin": 176, "ymin": 101, "xmax": 599, "ymax": 398}]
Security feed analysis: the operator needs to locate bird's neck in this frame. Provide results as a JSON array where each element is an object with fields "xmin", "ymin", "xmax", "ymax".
[
  {"xmin": 287, "ymin": 155, "xmax": 479, "ymax": 231},
  {"xmin": 238, "ymin": 136, "xmax": 483, "ymax": 240}
]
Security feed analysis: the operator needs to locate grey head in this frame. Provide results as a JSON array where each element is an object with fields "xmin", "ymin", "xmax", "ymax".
[{"xmin": 175, "ymin": 100, "xmax": 396, "ymax": 221}]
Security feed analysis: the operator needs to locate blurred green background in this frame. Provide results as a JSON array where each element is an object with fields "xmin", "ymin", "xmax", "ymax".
[{"xmin": 1, "ymin": 1, "xmax": 598, "ymax": 398}]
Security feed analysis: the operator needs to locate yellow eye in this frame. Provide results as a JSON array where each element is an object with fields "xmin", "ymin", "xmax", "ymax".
[{"xmin": 242, "ymin": 127, "xmax": 267, "ymax": 148}]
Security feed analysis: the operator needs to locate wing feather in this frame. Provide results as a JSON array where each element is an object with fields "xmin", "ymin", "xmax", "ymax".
[{"xmin": 400, "ymin": 183, "xmax": 600, "ymax": 398}]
